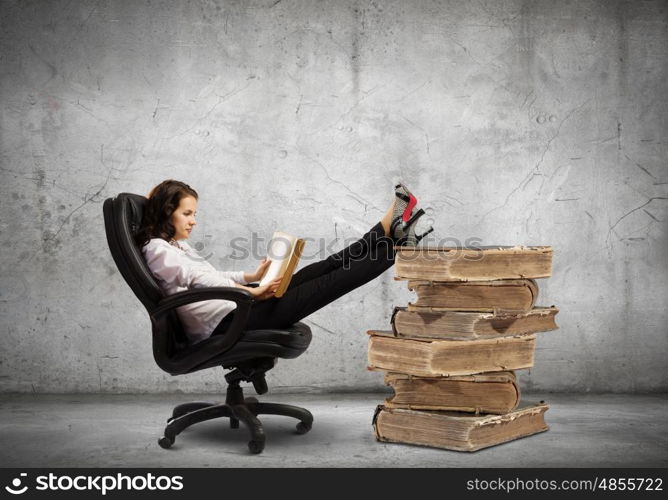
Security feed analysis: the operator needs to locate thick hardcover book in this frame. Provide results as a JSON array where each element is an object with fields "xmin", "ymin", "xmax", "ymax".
[
  {"xmin": 395, "ymin": 246, "xmax": 553, "ymax": 281},
  {"xmin": 407, "ymin": 279, "xmax": 538, "ymax": 312},
  {"xmin": 367, "ymin": 332, "xmax": 537, "ymax": 377},
  {"xmin": 384, "ymin": 371, "xmax": 520, "ymax": 414},
  {"xmin": 373, "ymin": 402, "xmax": 549, "ymax": 452},
  {"xmin": 387, "ymin": 306, "xmax": 559, "ymax": 340}
]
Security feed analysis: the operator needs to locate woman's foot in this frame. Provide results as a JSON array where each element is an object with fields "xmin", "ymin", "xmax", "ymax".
[
  {"xmin": 381, "ymin": 182, "xmax": 434, "ymax": 245},
  {"xmin": 382, "ymin": 183, "xmax": 418, "ymax": 238},
  {"xmin": 393, "ymin": 182, "xmax": 418, "ymax": 224},
  {"xmin": 390, "ymin": 182, "xmax": 420, "ymax": 240}
]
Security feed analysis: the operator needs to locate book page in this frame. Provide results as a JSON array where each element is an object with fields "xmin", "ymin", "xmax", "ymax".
[{"xmin": 259, "ymin": 231, "xmax": 297, "ymax": 286}]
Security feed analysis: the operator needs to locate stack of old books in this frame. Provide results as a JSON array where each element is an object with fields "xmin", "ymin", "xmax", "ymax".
[{"xmin": 368, "ymin": 246, "xmax": 558, "ymax": 452}]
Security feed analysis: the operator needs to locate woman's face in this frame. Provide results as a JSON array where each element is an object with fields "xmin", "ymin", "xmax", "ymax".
[{"xmin": 170, "ymin": 195, "xmax": 198, "ymax": 240}]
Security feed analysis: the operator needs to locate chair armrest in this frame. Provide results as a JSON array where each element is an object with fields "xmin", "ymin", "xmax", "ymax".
[
  {"xmin": 151, "ymin": 287, "xmax": 255, "ymax": 372},
  {"xmin": 150, "ymin": 287, "xmax": 253, "ymax": 318}
]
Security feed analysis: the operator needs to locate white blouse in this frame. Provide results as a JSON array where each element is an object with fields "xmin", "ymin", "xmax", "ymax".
[{"xmin": 141, "ymin": 238, "xmax": 247, "ymax": 343}]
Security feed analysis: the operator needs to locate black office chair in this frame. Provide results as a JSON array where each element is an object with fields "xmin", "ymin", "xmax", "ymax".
[{"xmin": 102, "ymin": 193, "xmax": 313, "ymax": 454}]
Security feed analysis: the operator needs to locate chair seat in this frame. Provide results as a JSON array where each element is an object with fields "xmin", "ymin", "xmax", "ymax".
[
  {"xmin": 222, "ymin": 322, "xmax": 312, "ymax": 365},
  {"xmin": 189, "ymin": 322, "xmax": 312, "ymax": 372},
  {"xmin": 240, "ymin": 323, "xmax": 312, "ymax": 349}
]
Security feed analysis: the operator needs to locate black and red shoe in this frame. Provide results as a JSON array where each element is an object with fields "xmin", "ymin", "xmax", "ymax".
[
  {"xmin": 394, "ymin": 182, "xmax": 418, "ymax": 223},
  {"xmin": 392, "ymin": 207, "xmax": 434, "ymax": 246}
]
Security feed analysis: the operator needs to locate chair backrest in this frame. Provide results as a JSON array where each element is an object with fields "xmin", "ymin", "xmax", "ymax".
[
  {"xmin": 103, "ymin": 193, "xmax": 189, "ymax": 358},
  {"xmin": 103, "ymin": 193, "xmax": 162, "ymax": 309}
]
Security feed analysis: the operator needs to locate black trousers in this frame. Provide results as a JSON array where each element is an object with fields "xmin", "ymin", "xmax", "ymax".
[{"xmin": 212, "ymin": 222, "xmax": 396, "ymax": 334}]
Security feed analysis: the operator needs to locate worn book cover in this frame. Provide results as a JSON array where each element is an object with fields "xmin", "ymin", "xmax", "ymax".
[
  {"xmin": 367, "ymin": 333, "xmax": 537, "ymax": 377},
  {"xmin": 373, "ymin": 402, "xmax": 549, "ymax": 452},
  {"xmin": 384, "ymin": 371, "xmax": 520, "ymax": 414},
  {"xmin": 387, "ymin": 306, "xmax": 559, "ymax": 340},
  {"xmin": 407, "ymin": 279, "xmax": 539, "ymax": 312},
  {"xmin": 395, "ymin": 246, "xmax": 553, "ymax": 281}
]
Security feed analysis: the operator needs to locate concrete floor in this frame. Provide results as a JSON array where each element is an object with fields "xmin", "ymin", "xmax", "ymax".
[{"xmin": 0, "ymin": 393, "xmax": 666, "ymax": 468}]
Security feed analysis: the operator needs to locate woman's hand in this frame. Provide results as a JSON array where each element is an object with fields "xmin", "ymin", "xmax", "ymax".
[
  {"xmin": 244, "ymin": 258, "xmax": 271, "ymax": 283},
  {"xmin": 249, "ymin": 278, "xmax": 282, "ymax": 301}
]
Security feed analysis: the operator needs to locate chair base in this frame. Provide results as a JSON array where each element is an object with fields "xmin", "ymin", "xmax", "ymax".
[{"xmin": 158, "ymin": 384, "xmax": 313, "ymax": 454}]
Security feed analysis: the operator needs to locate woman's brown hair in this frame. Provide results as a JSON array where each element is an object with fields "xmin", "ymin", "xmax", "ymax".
[{"xmin": 134, "ymin": 179, "xmax": 198, "ymax": 247}]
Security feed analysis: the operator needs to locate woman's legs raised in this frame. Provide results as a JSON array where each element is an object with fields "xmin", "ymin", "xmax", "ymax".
[
  {"xmin": 246, "ymin": 221, "xmax": 395, "ymax": 329},
  {"xmin": 212, "ymin": 200, "xmax": 400, "ymax": 334},
  {"xmin": 285, "ymin": 199, "xmax": 398, "ymax": 289}
]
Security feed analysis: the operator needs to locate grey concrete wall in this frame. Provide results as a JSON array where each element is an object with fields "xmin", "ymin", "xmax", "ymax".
[{"xmin": 1, "ymin": 0, "xmax": 666, "ymax": 393}]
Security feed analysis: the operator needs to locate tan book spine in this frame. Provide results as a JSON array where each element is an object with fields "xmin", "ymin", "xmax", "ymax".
[
  {"xmin": 367, "ymin": 334, "xmax": 537, "ymax": 377},
  {"xmin": 275, "ymin": 238, "xmax": 305, "ymax": 298},
  {"xmin": 373, "ymin": 403, "xmax": 549, "ymax": 452},
  {"xmin": 384, "ymin": 371, "xmax": 520, "ymax": 414},
  {"xmin": 407, "ymin": 279, "xmax": 539, "ymax": 313},
  {"xmin": 391, "ymin": 306, "xmax": 559, "ymax": 340},
  {"xmin": 395, "ymin": 246, "xmax": 553, "ymax": 281}
]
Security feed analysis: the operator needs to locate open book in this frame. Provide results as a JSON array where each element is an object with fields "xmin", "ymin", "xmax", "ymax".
[{"xmin": 259, "ymin": 231, "xmax": 305, "ymax": 298}]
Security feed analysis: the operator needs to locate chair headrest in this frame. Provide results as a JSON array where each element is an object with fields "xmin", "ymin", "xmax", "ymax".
[{"xmin": 103, "ymin": 193, "xmax": 164, "ymax": 311}]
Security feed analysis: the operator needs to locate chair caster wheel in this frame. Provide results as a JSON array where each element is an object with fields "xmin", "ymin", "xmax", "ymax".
[
  {"xmin": 296, "ymin": 421, "xmax": 312, "ymax": 434},
  {"xmin": 158, "ymin": 436, "xmax": 174, "ymax": 449},
  {"xmin": 248, "ymin": 440, "xmax": 265, "ymax": 454}
]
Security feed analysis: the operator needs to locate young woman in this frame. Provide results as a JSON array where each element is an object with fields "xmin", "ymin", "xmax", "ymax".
[{"xmin": 135, "ymin": 179, "xmax": 432, "ymax": 343}]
